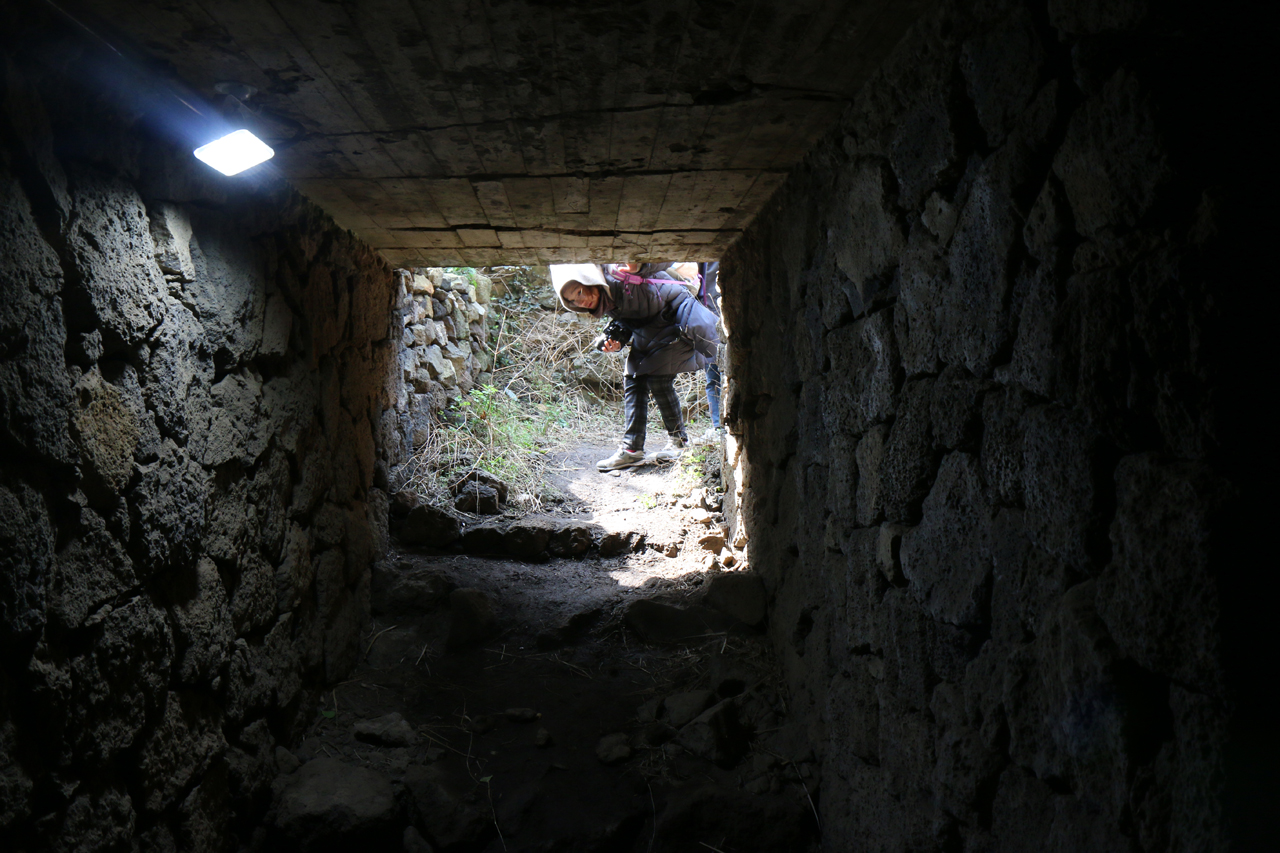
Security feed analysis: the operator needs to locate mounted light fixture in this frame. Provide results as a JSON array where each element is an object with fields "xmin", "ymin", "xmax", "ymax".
[{"xmin": 193, "ymin": 129, "xmax": 274, "ymax": 176}]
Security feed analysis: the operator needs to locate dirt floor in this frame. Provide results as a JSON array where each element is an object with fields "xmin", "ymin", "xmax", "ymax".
[{"xmin": 268, "ymin": 439, "xmax": 822, "ymax": 852}]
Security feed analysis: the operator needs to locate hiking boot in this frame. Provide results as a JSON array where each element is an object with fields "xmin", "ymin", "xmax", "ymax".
[
  {"xmin": 650, "ymin": 436, "xmax": 687, "ymax": 462},
  {"xmin": 698, "ymin": 427, "xmax": 725, "ymax": 444},
  {"xmin": 597, "ymin": 447, "xmax": 645, "ymax": 471}
]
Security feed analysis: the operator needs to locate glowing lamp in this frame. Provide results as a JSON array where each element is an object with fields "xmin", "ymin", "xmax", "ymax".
[{"xmin": 193, "ymin": 129, "xmax": 274, "ymax": 176}]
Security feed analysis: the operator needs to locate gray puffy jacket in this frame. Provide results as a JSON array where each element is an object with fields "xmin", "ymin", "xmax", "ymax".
[{"xmin": 606, "ymin": 276, "xmax": 719, "ymax": 377}]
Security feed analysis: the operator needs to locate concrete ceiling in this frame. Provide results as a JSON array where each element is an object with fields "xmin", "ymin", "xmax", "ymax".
[{"xmin": 71, "ymin": 0, "xmax": 923, "ymax": 266}]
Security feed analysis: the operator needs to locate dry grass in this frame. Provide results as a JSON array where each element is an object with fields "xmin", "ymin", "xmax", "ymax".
[{"xmin": 400, "ymin": 269, "xmax": 615, "ymax": 511}]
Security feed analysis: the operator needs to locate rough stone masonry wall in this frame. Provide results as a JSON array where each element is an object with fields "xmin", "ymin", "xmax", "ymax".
[
  {"xmin": 382, "ymin": 267, "xmax": 496, "ymax": 478},
  {"xmin": 0, "ymin": 47, "xmax": 395, "ymax": 852},
  {"xmin": 720, "ymin": 1, "xmax": 1252, "ymax": 850}
]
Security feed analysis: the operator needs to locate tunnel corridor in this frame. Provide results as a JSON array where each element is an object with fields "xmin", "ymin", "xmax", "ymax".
[{"xmin": 0, "ymin": 1, "xmax": 1266, "ymax": 851}]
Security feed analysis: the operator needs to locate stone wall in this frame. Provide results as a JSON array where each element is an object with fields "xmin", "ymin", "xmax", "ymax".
[
  {"xmin": 719, "ymin": 1, "xmax": 1251, "ymax": 850},
  {"xmin": 0, "ymin": 38, "xmax": 395, "ymax": 851},
  {"xmin": 382, "ymin": 268, "xmax": 496, "ymax": 475}
]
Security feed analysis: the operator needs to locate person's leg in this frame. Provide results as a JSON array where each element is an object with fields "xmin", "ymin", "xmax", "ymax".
[
  {"xmin": 649, "ymin": 374, "xmax": 687, "ymax": 444},
  {"xmin": 598, "ymin": 373, "xmax": 648, "ymax": 471},
  {"xmin": 622, "ymin": 372, "xmax": 649, "ymax": 451},
  {"xmin": 704, "ymin": 362, "xmax": 722, "ymax": 430}
]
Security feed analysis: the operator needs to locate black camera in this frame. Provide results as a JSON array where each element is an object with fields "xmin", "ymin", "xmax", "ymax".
[{"xmin": 593, "ymin": 320, "xmax": 633, "ymax": 351}]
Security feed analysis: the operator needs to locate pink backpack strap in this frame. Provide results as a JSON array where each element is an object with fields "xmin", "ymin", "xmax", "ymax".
[{"xmin": 606, "ymin": 269, "xmax": 671, "ymax": 288}]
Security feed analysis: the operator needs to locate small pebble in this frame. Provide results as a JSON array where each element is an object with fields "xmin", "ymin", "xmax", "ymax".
[
  {"xmin": 595, "ymin": 733, "xmax": 632, "ymax": 765},
  {"xmin": 466, "ymin": 714, "xmax": 498, "ymax": 734},
  {"xmin": 505, "ymin": 707, "xmax": 540, "ymax": 722},
  {"xmin": 535, "ymin": 727, "xmax": 553, "ymax": 747}
]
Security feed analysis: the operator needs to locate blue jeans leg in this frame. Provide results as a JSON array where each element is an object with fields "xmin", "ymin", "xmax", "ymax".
[{"xmin": 705, "ymin": 362, "xmax": 722, "ymax": 429}]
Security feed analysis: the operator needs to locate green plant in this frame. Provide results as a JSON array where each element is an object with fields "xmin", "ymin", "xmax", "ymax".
[
  {"xmin": 638, "ymin": 492, "xmax": 658, "ymax": 510},
  {"xmin": 674, "ymin": 445, "xmax": 713, "ymax": 492}
]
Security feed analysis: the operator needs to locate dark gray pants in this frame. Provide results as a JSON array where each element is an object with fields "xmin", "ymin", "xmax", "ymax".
[{"xmin": 622, "ymin": 373, "xmax": 685, "ymax": 451}]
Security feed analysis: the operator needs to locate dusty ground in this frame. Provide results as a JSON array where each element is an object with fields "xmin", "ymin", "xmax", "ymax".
[{"xmin": 271, "ymin": 439, "xmax": 821, "ymax": 853}]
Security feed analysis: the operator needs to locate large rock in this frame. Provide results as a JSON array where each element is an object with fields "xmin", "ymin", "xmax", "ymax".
[
  {"xmin": 0, "ymin": 681, "xmax": 33, "ymax": 829},
  {"xmin": 148, "ymin": 202, "xmax": 195, "ymax": 281},
  {"xmin": 824, "ymin": 308, "xmax": 899, "ymax": 435},
  {"xmin": 144, "ymin": 300, "xmax": 210, "ymax": 444},
  {"xmin": 889, "ymin": 94, "xmax": 959, "ymax": 210},
  {"xmin": 894, "ymin": 221, "xmax": 946, "ymax": 375},
  {"xmin": 0, "ymin": 165, "xmax": 74, "ymax": 464},
  {"xmin": 880, "ymin": 379, "xmax": 935, "ymax": 523},
  {"xmin": 1001, "ymin": 582, "xmax": 1141, "ymax": 825},
  {"xmin": 1095, "ymin": 454, "xmax": 1232, "ymax": 695},
  {"xmin": 50, "ymin": 505, "xmax": 136, "ymax": 631},
  {"xmin": 900, "ymin": 453, "xmax": 993, "ymax": 628},
  {"xmin": 959, "ymin": 8, "xmax": 1048, "ymax": 146},
  {"xmin": 69, "ymin": 595, "xmax": 173, "ymax": 764},
  {"xmin": 399, "ymin": 504, "xmax": 462, "ymax": 548},
  {"xmin": 929, "ymin": 365, "xmax": 983, "ymax": 451},
  {"xmin": 1022, "ymin": 175, "xmax": 1072, "ymax": 265},
  {"xmin": 64, "ymin": 169, "xmax": 167, "ymax": 352},
  {"xmin": 1021, "ymin": 405, "xmax": 1107, "ymax": 571},
  {"xmin": 183, "ymin": 212, "xmax": 268, "ymax": 366},
  {"xmin": 162, "ymin": 557, "xmax": 232, "ymax": 684},
  {"xmin": 1007, "ymin": 264, "xmax": 1060, "ymax": 398},
  {"xmin": 202, "ymin": 371, "xmax": 267, "ymax": 468},
  {"xmin": 272, "ymin": 758, "xmax": 398, "ymax": 850},
  {"xmin": 598, "ymin": 530, "xmax": 642, "ymax": 557},
  {"xmin": 422, "ymin": 345, "xmax": 455, "ymax": 385},
  {"xmin": 449, "ymin": 469, "xmax": 509, "ymax": 504},
  {"xmin": 1053, "ymin": 69, "xmax": 1171, "ymax": 237},
  {"xmin": 129, "ymin": 439, "xmax": 208, "ymax": 575},
  {"xmin": 403, "ymin": 762, "xmax": 491, "ymax": 850},
  {"xmin": 624, "ymin": 599, "xmax": 735, "ymax": 644},
  {"xmin": 502, "ymin": 520, "xmax": 555, "ymax": 560},
  {"xmin": 231, "ymin": 553, "xmax": 278, "ymax": 635},
  {"xmin": 988, "ymin": 509, "xmax": 1079, "ymax": 643},
  {"xmin": 39, "ymin": 785, "xmax": 137, "ymax": 853},
  {"xmin": 134, "ymin": 691, "xmax": 227, "ymax": 812},
  {"xmin": 548, "ymin": 522, "xmax": 595, "ymax": 557},
  {"xmin": 831, "ymin": 160, "xmax": 906, "ymax": 306},
  {"xmin": 979, "ymin": 386, "xmax": 1030, "ymax": 507},
  {"xmin": 940, "ymin": 166, "xmax": 1019, "ymax": 376},
  {"xmin": 225, "ymin": 718, "xmax": 279, "ymax": 817},
  {"xmin": 853, "ymin": 424, "xmax": 889, "ymax": 527},
  {"xmin": 0, "ymin": 479, "xmax": 53, "ymax": 640},
  {"xmin": 71, "ymin": 368, "xmax": 139, "ymax": 503},
  {"xmin": 454, "ymin": 483, "xmax": 500, "ymax": 514}
]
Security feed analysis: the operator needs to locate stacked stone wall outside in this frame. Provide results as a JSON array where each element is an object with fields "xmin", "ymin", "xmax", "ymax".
[
  {"xmin": 720, "ymin": 1, "xmax": 1243, "ymax": 850},
  {"xmin": 0, "ymin": 46, "xmax": 395, "ymax": 850},
  {"xmin": 382, "ymin": 268, "xmax": 496, "ymax": 475}
]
